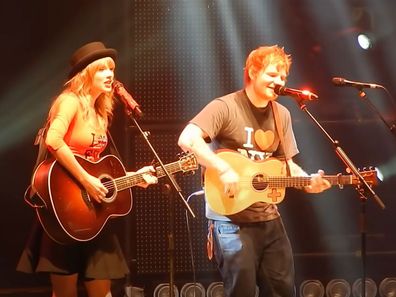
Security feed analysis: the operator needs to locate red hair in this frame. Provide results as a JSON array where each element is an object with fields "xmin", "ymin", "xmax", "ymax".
[{"xmin": 244, "ymin": 45, "xmax": 292, "ymax": 86}]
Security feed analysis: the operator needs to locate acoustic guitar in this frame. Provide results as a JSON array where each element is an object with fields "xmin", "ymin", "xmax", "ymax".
[
  {"xmin": 204, "ymin": 151, "xmax": 378, "ymax": 215},
  {"xmin": 28, "ymin": 153, "xmax": 197, "ymax": 244}
]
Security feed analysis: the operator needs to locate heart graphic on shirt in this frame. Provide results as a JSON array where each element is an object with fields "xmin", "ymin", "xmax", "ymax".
[{"xmin": 254, "ymin": 129, "xmax": 275, "ymax": 151}]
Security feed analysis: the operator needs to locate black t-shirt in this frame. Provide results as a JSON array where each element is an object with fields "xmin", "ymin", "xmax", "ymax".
[{"xmin": 191, "ymin": 90, "xmax": 299, "ymax": 222}]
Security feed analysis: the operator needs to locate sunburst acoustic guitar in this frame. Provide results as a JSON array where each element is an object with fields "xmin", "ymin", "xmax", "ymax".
[{"xmin": 27, "ymin": 153, "xmax": 197, "ymax": 244}]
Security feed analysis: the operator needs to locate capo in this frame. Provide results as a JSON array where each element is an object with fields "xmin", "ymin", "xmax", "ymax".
[{"xmin": 336, "ymin": 173, "xmax": 344, "ymax": 189}]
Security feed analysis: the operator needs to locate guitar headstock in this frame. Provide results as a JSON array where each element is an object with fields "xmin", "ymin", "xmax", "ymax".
[
  {"xmin": 178, "ymin": 152, "xmax": 199, "ymax": 173},
  {"xmin": 351, "ymin": 167, "xmax": 379, "ymax": 187}
]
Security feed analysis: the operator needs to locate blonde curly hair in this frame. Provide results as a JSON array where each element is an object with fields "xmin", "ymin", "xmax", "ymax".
[{"xmin": 61, "ymin": 57, "xmax": 115, "ymax": 129}]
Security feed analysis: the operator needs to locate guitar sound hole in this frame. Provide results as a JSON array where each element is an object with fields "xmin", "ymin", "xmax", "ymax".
[
  {"xmin": 252, "ymin": 174, "xmax": 268, "ymax": 191},
  {"xmin": 100, "ymin": 176, "xmax": 115, "ymax": 201}
]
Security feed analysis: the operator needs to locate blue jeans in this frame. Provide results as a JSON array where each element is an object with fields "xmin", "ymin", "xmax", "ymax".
[{"xmin": 212, "ymin": 218, "xmax": 295, "ymax": 297}]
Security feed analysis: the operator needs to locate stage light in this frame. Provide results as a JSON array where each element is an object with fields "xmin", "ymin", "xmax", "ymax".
[
  {"xmin": 379, "ymin": 277, "xmax": 396, "ymax": 297},
  {"xmin": 205, "ymin": 282, "xmax": 259, "ymax": 297},
  {"xmin": 206, "ymin": 282, "xmax": 224, "ymax": 297},
  {"xmin": 326, "ymin": 279, "xmax": 351, "ymax": 297},
  {"xmin": 153, "ymin": 283, "xmax": 179, "ymax": 297},
  {"xmin": 300, "ymin": 280, "xmax": 325, "ymax": 297},
  {"xmin": 352, "ymin": 278, "xmax": 377, "ymax": 297},
  {"xmin": 180, "ymin": 282, "xmax": 205, "ymax": 297},
  {"xmin": 357, "ymin": 33, "xmax": 374, "ymax": 50}
]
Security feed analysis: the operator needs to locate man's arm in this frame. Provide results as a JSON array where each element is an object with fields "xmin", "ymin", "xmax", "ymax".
[
  {"xmin": 178, "ymin": 123, "xmax": 238, "ymax": 194},
  {"xmin": 178, "ymin": 123, "xmax": 229, "ymax": 173},
  {"xmin": 287, "ymin": 159, "xmax": 331, "ymax": 193}
]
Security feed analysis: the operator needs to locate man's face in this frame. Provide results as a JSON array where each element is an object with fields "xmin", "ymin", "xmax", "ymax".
[{"xmin": 251, "ymin": 62, "xmax": 287, "ymax": 101}]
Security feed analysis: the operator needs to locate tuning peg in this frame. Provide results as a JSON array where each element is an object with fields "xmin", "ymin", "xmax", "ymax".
[
  {"xmin": 183, "ymin": 170, "xmax": 196, "ymax": 176},
  {"xmin": 177, "ymin": 151, "xmax": 187, "ymax": 158}
]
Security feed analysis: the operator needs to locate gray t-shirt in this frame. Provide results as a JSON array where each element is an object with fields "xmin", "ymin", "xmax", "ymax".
[{"xmin": 191, "ymin": 90, "xmax": 299, "ymax": 222}]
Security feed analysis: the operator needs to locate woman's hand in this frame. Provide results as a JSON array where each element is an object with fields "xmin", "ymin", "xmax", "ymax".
[
  {"xmin": 132, "ymin": 166, "xmax": 158, "ymax": 188},
  {"xmin": 82, "ymin": 174, "xmax": 108, "ymax": 203}
]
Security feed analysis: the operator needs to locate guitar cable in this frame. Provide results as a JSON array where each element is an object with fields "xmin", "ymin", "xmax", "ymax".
[{"xmin": 184, "ymin": 189, "xmax": 205, "ymax": 296}]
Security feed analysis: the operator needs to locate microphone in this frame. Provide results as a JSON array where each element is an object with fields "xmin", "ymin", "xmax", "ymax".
[
  {"xmin": 113, "ymin": 80, "xmax": 143, "ymax": 118},
  {"xmin": 274, "ymin": 84, "xmax": 318, "ymax": 101},
  {"xmin": 332, "ymin": 77, "xmax": 382, "ymax": 89}
]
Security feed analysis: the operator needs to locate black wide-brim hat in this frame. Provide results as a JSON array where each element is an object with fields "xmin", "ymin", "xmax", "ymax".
[{"xmin": 68, "ymin": 41, "xmax": 117, "ymax": 79}]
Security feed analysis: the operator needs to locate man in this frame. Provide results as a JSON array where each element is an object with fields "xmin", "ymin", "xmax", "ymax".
[{"xmin": 178, "ymin": 45, "xmax": 331, "ymax": 297}]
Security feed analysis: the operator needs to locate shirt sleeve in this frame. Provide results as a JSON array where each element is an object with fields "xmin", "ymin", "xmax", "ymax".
[
  {"xmin": 280, "ymin": 105, "xmax": 299, "ymax": 159},
  {"xmin": 190, "ymin": 99, "xmax": 229, "ymax": 142},
  {"xmin": 45, "ymin": 94, "xmax": 79, "ymax": 151}
]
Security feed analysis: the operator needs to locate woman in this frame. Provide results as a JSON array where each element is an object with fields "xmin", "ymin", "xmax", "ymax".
[{"xmin": 17, "ymin": 41, "xmax": 157, "ymax": 297}]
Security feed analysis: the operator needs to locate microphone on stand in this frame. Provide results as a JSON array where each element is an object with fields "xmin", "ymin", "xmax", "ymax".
[
  {"xmin": 273, "ymin": 84, "xmax": 319, "ymax": 101},
  {"xmin": 332, "ymin": 77, "xmax": 382, "ymax": 89},
  {"xmin": 113, "ymin": 80, "xmax": 143, "ymax": 118}
]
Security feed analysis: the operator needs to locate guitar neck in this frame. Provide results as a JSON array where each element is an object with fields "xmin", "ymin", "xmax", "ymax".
[
  {"xmin": 268, "ymin": 175, "xmax": 353, "ymax": 188},
  {"xmin": 114, "ymin": 161, "xmax": 183, "ymax": 191}
]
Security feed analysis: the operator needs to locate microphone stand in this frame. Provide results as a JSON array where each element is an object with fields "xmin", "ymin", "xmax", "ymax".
[
  {"xmin": 355, "ymin": 87, "xmax": 396, "ymax": 140},
  {"xmin": 126, "ymin": 108, "xmax": 196, "ymax": 297},
  {"xmin": 291, "ymin": 97, "xmax": 385, "ymax": 297}
]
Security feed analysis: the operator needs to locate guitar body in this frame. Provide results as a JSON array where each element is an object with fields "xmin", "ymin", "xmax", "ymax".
[
  {"xmin": 205, "ymin": 151, "xmax": 287, "ymax": 215},
  {"xmin": 32, "ymin": 155, "xmax": 132, "ymax": 244}
]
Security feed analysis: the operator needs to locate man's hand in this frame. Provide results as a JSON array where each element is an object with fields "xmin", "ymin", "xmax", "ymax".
[
  {"xmin": 305, "ymin": 169, "xmax": 331, "ymax": 193},
  {"xmin": 219, "ymin": 167, "xmax": 239, "ymax": 197}
]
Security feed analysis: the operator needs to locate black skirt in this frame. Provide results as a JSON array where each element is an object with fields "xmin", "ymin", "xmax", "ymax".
[{"xmin": 16, "ymin": 219, "xmax": 129, "ymax": 280}]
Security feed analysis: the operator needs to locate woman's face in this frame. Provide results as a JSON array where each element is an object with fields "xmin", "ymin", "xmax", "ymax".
[{"xmin": 91, "ymin": 57, "xmax": 115, "ymax": 94}]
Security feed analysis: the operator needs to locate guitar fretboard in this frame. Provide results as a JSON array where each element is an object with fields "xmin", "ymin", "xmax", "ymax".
[
  {"xmin": 257, "ymin": 175, "xmax": 353, "ymax": 188},
  {"xmin": 114, "ymin": 161, "xmax": 183, "ymax": 191}
]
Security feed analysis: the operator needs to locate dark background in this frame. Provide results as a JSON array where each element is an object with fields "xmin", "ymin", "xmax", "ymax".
[{"xmin": 1, "ymin": 0, "xmax": 396, "ymax": 296}]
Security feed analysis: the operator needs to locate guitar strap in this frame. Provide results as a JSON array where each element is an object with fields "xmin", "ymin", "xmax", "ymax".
[
  {"xmin": 106, "ymin": 131, "xmax": 123, "ymax": 162},
  {"xmin": 32, "ymin": 119, "xmax": 50, "ymax": 170},
  {"xmin": 270, "ymin": 101, "xmax": 291, "ymax": 177},
  {"xmin": 24, "ymin": 119, "xmax": 50, "ymax": 208}
]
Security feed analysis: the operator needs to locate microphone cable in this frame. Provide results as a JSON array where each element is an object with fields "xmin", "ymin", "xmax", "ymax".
[{"xmin": 184, "ymin": 189, "xmax": 205, "ymax": 296}]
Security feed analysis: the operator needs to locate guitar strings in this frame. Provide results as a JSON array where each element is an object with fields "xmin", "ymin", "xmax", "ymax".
[
  {"xmin": 100, "ymin": 175, "xmax": 347, "ymax": 190},
  {"xmin": 98, "ymin": 162, "xmax": 185, "ymax": 190}
]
